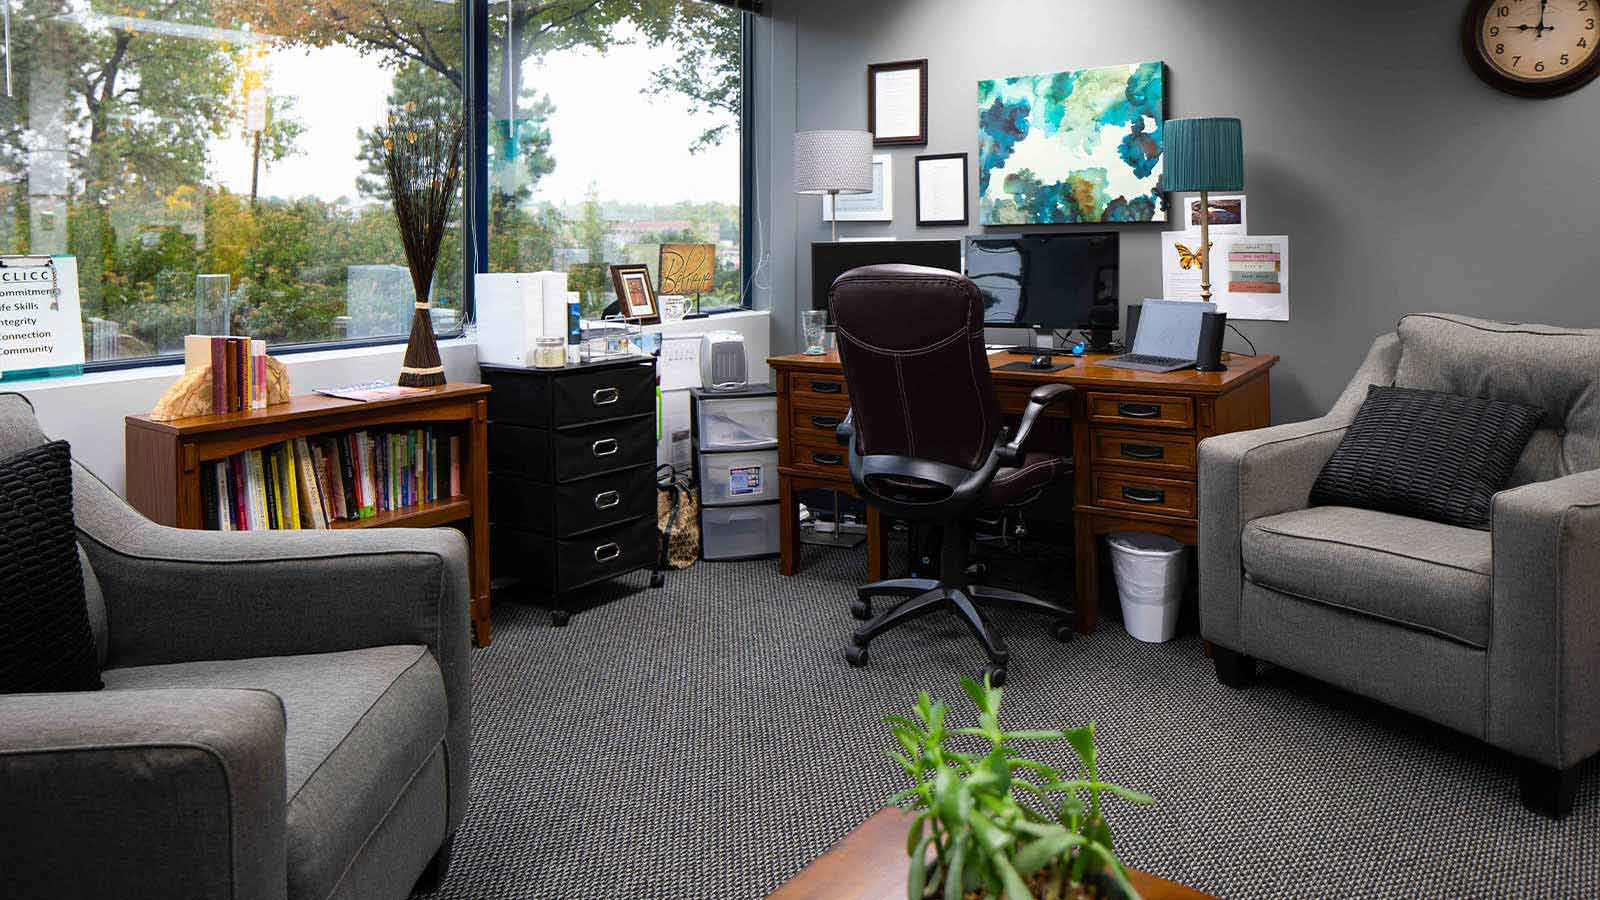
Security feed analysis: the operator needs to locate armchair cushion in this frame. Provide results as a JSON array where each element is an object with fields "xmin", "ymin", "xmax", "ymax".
[
  {"xmin": 1308, "ymin": 385, "xmax": 1543, "ymax": 529},
  {"xmin": 1242, "ymin": 506, "xmax": 1492, "ymax": 647},
  {"xmin": 0, "ymin": 440, "xmax": 101, "ymax": 693},
  {"xmin": 103, "ymin": 644, "xmax": 449, "ymax": 900}
]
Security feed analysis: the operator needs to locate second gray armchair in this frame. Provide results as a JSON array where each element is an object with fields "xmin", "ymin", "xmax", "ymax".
[{"xmin": 1199, "ymin": 313, "xmax": 1600, "ymax": 819}]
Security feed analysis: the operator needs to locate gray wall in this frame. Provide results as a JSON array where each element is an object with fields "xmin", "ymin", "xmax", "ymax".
[{"xmin": 752, "ymin": 0, "xmax": 1600, "ymax": 423}]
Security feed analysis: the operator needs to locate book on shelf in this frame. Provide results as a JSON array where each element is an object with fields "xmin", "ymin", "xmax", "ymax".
[
  {"xmin": 197, "ymin": 427, "xmax": 462, "ymax": 530},
  {"xmin": 184, "ymin": 335, "xmax": 268, "ymax": 414}
]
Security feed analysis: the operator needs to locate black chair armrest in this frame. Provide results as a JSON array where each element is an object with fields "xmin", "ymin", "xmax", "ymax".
[
  {"xmin": 999, "ymin": 384, "xmax": 1076, "ymax": 466},
  {"xmin": 835, "ymin": 409, "xmax": 854, "ymax": 447}
]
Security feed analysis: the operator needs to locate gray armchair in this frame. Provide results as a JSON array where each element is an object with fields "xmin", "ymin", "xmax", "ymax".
[
  {"xmin": 1199, "ymin": 314, "xmax": 1600, "ymax": 818},
  {"xmin": 0, "ymin": 393, "xmax": 471, "ymax": 899}
]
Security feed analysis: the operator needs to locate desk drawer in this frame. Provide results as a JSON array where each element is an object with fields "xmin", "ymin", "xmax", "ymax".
[
  {"xmin": 1086, "ymin": 392, "xmax": 1194, "ymax": 431},
  {"xmin": 1090, "ymin": 429, "xmax": 1197, "ymax": 476},
  {"xmin": 1092, "ymin": 472, "xmax": 1196, "ymax": 518},
  {"xmin": 995, "ymin": 387, "xmax": 1072, "ymax": 418},
  {"xmin": 789, "ymin": 406, "xmax": 848, "ymax": 445},
  {"xmin": 790, "ymin": 440, "xmax": 851, "ymax": 478},
  {"xmin": 791, "ymin": 373, "xmax": 850, "ymax": 406},
  {"xmin": 494, "ymin": 517, "xmax": 656, "ymax": 593}
]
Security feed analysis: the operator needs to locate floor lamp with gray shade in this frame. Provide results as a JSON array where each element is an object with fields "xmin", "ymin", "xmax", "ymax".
[
  {"xmin": 793, "ymin": 130, "xmax": 872, "ymax": 548},
  {"xmin": 794, "ymin": 130, "xmax": 873, "ymax": 243}
]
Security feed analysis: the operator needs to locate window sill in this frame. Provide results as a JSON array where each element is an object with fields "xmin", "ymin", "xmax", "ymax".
[{"xmin": 10, "ymin": 336, "xmax": 479, "ymax": 394}]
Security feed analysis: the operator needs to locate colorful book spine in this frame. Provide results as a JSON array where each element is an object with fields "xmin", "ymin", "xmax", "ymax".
[
  {"xmin": 296, "ymin": 438, "xmax": 328, "ymax": 529},
  {"xmin": 246, "ymin": 450, "xmax": 270, "ymax": 531},
  {"xmin": 356, "ymin": 433, "xmax": 376, "ymax": 518},
  {"xmin": 448, "ymin": 436, "xmax": 461, "ymax": 497},
  {"xmin": 229, "ymin": 456, "xmax": 248, "ymax": 530},
  {"xmin": 252, "ymin": 340, "xmax": 267, "ymax": 409},
  {"xmin": 216, "ymin": 461, "xmax": 233, "ymax": 532},
  {"xmin": 281, "ymin": 442, "xmax": 300, "ymax": 530},
  {"xmin": 201, "ymin": 463, "xmax": 219, "ymax": 530},
  {"xmin": 210, "ymin": 338, "xmax": 226, "ymax": 414},
  {"xmin": 263, "ymin": 451, "xmax": 281, "ymax": 529}
]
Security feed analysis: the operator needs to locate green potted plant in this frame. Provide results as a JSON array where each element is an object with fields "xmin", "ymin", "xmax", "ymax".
[{"xmin": 885, "ymin": 676, "xmax": 1154, "ymax": 900}]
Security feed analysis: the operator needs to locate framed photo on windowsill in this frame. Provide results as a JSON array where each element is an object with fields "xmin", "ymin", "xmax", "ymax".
[{"xmin": 609, "ymin": 264, "xmax": 661, "ymax": 325}]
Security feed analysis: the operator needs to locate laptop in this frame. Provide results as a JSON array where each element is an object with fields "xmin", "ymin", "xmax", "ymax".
[{"xmin": 1100, "ymin": 299, "xmax": 1216, "ymax": 372}]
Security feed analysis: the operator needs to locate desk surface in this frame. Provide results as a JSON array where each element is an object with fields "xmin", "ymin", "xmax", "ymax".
[{"xmin": 768, "ymin": 349, "xmax": 1276, "ymax": 395}]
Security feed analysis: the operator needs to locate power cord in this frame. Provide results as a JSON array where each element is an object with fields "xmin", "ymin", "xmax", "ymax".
[{"xmin": 1226, "ymin": 323, "xmax": 1258, "ymax": 357}]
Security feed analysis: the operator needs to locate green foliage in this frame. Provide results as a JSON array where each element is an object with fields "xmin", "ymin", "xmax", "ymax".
[{"xmin": 887, "ymin": 676, "xmax": 1154, "ymax": 900}]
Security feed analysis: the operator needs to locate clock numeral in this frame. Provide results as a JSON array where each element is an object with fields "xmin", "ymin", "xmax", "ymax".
[
  {"xmin": 1581, "ymin": 37, "xmax": 1590, "ymax": 48},
  {"xmin": 1512, "ymin": 55, "xmax": 1522, "ymax": 66},
  {"xmin": 1588, "ymin": 17, "xmax": 1596, "ymax": 29},
  {"xmin": 1561, "ymin": 53, "xmax": 1570, "ymax": 65},
  {"xmin": 1534, "ymin": 60, "xmax": 1546, "ymax": 71},
  {"xmin": 1581, "ymin": 0, "xmax": 1591, "ymax": 10},
  {"xmin": 1496, "ymin": 42, "xmax": 1505, "ymax": 53},
  {"xmin": 1497, "ymin": 5, "xmax": 1510, "ymax": 15},
  {"xmin": 1490, "ymin": 25, "xmax": 1501, "ymax": 36}
]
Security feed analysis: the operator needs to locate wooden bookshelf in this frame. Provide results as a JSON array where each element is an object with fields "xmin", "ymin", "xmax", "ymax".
[{"xmin": 125, "ymin": 382, "xmax": 495, "ymax": 646}]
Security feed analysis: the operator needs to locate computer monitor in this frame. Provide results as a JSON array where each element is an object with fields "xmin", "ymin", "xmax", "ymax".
[
  {"xmin": 964, "ymin": 232, "xmax": 1119, "ymax": 330},
  {"xmin": 810, "ymin": 240, "xmax": 963, "ymax": 311}
]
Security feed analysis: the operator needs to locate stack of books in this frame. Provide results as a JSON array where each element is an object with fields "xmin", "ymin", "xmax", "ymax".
[
  {"xmin": 200, "ymin": 427, "xmax": 462, "ymax": 530},
  {"xmin": 184, "ymin": 335, "xmax": 267, "ymax": 413}
]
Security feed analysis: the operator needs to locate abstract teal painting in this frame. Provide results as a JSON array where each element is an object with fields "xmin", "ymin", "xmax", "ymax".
[{"xmin": 978, "ymin": 61, "xmax": 1165, "ymax": 225}]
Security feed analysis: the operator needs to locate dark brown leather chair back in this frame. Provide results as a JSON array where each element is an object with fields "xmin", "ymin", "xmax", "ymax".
[{"xmin": 829, "ymin": 264, "xmax": 1001, "ymax": 471}]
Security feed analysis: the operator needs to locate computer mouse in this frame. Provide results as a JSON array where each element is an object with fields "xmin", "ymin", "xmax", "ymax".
[{"xmin": 1029, "ymin": 354, "xmax": 1052, "ymax": 370}]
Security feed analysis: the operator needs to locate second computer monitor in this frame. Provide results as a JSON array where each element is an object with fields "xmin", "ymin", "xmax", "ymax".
[
  {"xmin": 810, "ymin": 240, "xmax": 963, "ymax": 311},
  {"xmin": 965, "ymin": 232, "xmax": 1119, "ymax": 330}
]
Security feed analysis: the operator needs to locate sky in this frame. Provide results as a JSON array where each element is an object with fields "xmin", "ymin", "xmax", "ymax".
[{"xmin": 209, "ymin": 32, "xmax": 741, "ymax": 209}]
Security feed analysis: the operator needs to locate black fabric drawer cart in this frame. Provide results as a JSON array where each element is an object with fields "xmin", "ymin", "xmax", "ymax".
[{"xmin": 482, "ymin": 358, "xmax": 663, "ymax": 626}]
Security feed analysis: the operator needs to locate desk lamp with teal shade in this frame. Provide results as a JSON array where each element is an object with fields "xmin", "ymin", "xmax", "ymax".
[{"xmin": 1163, "ymin": 117, "xmax": 1244, "ymax": 303}]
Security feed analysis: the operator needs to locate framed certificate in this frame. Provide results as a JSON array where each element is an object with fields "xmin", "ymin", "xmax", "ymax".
[
  {"xmin": 915, "ymin": 153, "xmax": 968, "ymax": 226},
  {"xmin": 867, "ymin": 59, "xmax": 928, "ymax": 146}
]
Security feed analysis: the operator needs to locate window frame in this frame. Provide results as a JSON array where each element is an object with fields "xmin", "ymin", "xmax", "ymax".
[{"xmin": 77, "ymin": 0, "xmax": 753, "ymax": 373}]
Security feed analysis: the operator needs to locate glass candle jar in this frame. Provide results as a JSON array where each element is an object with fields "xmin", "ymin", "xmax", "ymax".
[{"xmin": 533, "ymin": 336, "xmax": 566, "ymax": 369}]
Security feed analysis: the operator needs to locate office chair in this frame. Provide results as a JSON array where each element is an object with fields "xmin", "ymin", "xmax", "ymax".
[{"xmin": 829, "ymin": 264, "xmax": 1076, "ymax": 685}]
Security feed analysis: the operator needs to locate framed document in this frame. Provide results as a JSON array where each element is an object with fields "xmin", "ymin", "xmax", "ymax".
[
  {"xmin": 822, "ymin": 154, "xmax": 893, "ymax": 222},
  {"xmin": 915, "ymin": 153, "xmax": 968, "ymax": 226},
  {"xmin": 867, "ymin": 59, "xmax": 928, "ymax": 146}
]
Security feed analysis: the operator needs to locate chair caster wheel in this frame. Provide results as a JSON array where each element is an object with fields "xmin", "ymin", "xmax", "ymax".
[
  {"xmin": 650, "ymin": 572, "xmax": 665, "ymax": 588},
  {"xmin": 845, "ymin": 645, "xmax": 869, "ymax": 668},
  {"xmin": 984, "ymin": 666, "xmax": 1007, "ymax": 687},
  {"xmin": 1051, "ymin": 620, "xmax": 1075, "ymax": 643},
  {"xmin": 850, "ymin": 598, "xmax": 873, "ymax": 620},
  {"xmin": 551, "ymin": 610, "xmax": 570, "ymax": 627}
]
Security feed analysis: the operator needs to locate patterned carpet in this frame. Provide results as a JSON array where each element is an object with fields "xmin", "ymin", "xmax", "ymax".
[{"xmin": 422, "ymin": 543, "xmax": 1598, "ymax": 900}]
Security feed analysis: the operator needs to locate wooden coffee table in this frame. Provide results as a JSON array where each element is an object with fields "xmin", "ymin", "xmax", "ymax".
[{"xmin": 769, "ymin": 808, "xmax": 1217, "ymax": 900}]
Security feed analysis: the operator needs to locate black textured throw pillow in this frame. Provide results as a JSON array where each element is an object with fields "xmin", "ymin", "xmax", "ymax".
[
  {"xmin": 1310, "ymin": 385, "xmax": 1544, "ymax": 530},
  {"xmin": 0, "ymin": 441, "xmax": 102, "ymax": 693}
]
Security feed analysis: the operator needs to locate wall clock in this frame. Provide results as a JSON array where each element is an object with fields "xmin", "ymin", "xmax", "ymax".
[{"xmin": 1463, "ymin": 0, "xmax": 1600, "ymax": 97}]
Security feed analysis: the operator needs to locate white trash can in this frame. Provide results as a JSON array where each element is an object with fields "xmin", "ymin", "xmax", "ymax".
[{"xmin": 1107, "ymin": 531, "xmax": 1187, "ymax": 643}]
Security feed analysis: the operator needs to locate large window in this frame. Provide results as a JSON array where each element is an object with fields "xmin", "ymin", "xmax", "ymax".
[
  {"xmin": 483, "ymin": 1, "xmax": 746, "ymax": 317},
  {"xmin": 0, "ymin": 0, "xmax": 749, "ymax": 370}
]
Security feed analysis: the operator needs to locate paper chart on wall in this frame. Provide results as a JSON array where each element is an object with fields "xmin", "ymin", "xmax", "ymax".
[{"xmin": 1160, "ymin": 234, "xmax": 1289, "ymax": 322}]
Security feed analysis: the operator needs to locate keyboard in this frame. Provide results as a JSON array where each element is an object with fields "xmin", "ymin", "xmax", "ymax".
[{"xmin": 1100, "ymin": 353, "xmax": 1195, "ymax": 373}]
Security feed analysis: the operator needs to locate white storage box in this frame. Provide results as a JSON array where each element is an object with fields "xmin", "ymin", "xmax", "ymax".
[
  {"xmin": 696, "ymin": 395, "xmax": 778, "ymax": 450},
  {"xmin": 701, "ymin": 503, "xmax": 780, "ymax": 560},
  {"xmin": 1107, "ymin": 531, "xmax": 1187, "ymax": 643},
  {"xmin": 698, "ymin": 449, "xmax": 779, "ymax": 506}
]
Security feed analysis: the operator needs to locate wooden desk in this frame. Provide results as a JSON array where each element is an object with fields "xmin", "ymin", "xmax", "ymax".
[
  {"xmin": 768, "ymin": 807, "xmax": 1217, "ymax": 900},
  {"xmin": 767, "ymin": 350, "xmax": 1275, "ymax": 633}
]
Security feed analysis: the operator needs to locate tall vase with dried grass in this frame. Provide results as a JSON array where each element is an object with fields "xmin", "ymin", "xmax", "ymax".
[{"xmin": 378, "ymin": 101, "xmax": 464, "ymax": 388}]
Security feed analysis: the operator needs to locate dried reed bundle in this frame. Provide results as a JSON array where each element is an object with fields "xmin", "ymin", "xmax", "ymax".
[{"xmin": 378, "ymin": 101, "xmax": 464, "ymax": 387}]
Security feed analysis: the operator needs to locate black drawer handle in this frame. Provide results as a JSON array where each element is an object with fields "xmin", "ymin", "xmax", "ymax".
[
  {"xmin": 592, "ymin": 438, "xmax": 619, "ymax": 457},
  {"xmin": 592, "ymin": 387, "xmax": 620, "ymax": 406},
  {"xmin": 1120, "ymin": 442, "xmax": 1165, "ymax": 460},
  {"xmin": 1117, "ymin": 402, "xmax": 1162, "ymax": 419},
  {"xmin": 811, "ymin": 451, "xmax": 843, "ymax": 466},
  {"xmin": 810, "ymin": 414, "xmax": 842, "ymax": 429},
  {"xmin": 1121, "ymin": 486, "xmax": 1166, "ymax": 505},
  {"xmin": 593, "ymin": 542, "xmax": 621, "ymax": 562},
  {"xmin": 593, "ymin": 490, "xmax": 620, "ymax": 510},
  {"xmin": 809, "ymin": 380, "xmax": 842, "ymax": 394}
]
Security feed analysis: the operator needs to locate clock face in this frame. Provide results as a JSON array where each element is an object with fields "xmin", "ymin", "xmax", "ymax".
[{"xmin": 1468, "ymin": 0, "xmax": 1600, "ymax": 95}]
